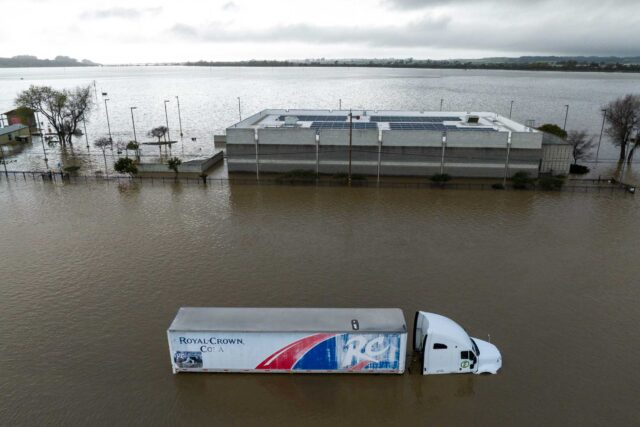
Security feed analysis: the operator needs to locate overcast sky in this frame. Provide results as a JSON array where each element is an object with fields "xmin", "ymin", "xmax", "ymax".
[{"xmin": 2, "ymin": 0, "xmax": 639, "ymax": 64}]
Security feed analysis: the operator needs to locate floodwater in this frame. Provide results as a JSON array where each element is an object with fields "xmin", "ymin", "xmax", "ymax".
[
  {"xmin": 1, "ymin": 66, "xmax": 640, "ymax": 178},
  {"xmin": 1, "ymin": 179, "xmax": 639, "ymax": 425}
]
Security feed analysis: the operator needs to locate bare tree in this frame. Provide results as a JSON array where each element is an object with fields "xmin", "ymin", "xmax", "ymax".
[
  {"xmin": 15, "ymin": 85, "xmax": 93, "ymax": 147},
  {"xmin": 94, "ymin": 136, "xmax": 111, "ymax": 176},
  {"xmin": 604, "ymin": 94, "xmax": 640, "ymax": 162},
  {"xmin": 567, "ymin": 130, "xmax": 596, "ymax": 165}
]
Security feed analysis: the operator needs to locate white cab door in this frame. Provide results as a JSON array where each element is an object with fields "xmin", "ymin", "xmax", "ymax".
[{"xmin": 424, "ymin": 341, "xmax": 454, "ymax": 374}]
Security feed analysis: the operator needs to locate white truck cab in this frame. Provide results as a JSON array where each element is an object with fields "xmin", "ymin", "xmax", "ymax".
[{"xmin": 413, "ymin": 311, "xmax": 502, "ymax": 375}]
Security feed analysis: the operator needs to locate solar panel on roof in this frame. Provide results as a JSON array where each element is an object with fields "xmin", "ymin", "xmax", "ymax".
[
  {"xmin": 278, "ymin": 115, "xmax": 348, "ymax": 122},
  {"xmin": 310, "ymin": 122, "xmax": 378, "ymax": 130},
  {"xmin": 388, "ymin": 123, "xmax": 447, "ymax": 131},
  {"xmin": 386, "ymin": 123, "xmax": 496, "ymax": 131},
  {"xmin": 371, "ymin": 116, "xmax": 461, "ymax": 123},
  {"xmin": 445, "ymin": 126, "xmax": 496, "ymax": 132}
]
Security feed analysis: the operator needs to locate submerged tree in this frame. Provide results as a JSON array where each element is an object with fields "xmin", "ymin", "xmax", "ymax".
[
  {"xmin": 167, "ymin": 157, "xmax": 182, "ymax": 181},
  {"xmin": 148, "ymin": 126, "xmax": 169, "ymax": 158},
  {"xmin": 94, "ymin": 136, "xmax": 111, "ymax": 176},
  {"xmin": 567, "ymin": 130, "xmax": 596, "ymax": 165},
  {"xmin": 604, "ymin": 94, "xmax": 640, "ymax": 162},
  {"xmin": 114, "ymin": 157, "xmax": 138, "ymax": 176},
  {"xmin": 15, "ymin": 85, "xmax": 93, "ymax": 147}
]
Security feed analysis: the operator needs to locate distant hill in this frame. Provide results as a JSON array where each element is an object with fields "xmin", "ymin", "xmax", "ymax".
[
  {"xmin": 183, "ymin": 56, "xmax": 640, "ymax": 72},
  {"xmin": 0, "ymin": 55, "xmax": 99, "ymax": 68},
  {"xmin": 463, "ymin": 56, "xmax": 640, "ymax": 65}
]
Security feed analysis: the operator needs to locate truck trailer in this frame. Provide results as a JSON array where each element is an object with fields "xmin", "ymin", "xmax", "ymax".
[{"xmin": 167, "ymin": 307, "xmax": 501, "ymax": 375}]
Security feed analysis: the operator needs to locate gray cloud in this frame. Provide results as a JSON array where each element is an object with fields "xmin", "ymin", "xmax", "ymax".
[
  {"xmin": 383, "ymin": 0, "xmax": 635, "ymax": 10},
  {"xmin": 80, "ymin": 7, "xmax": 162, "ymax": 20},
  {"xmin": 169, "ymin": 10, "xmax": 640, "ymax": 57},
  {"xmin": 222, "ymin": 1, "xmax": 237, "ymax": 11}
]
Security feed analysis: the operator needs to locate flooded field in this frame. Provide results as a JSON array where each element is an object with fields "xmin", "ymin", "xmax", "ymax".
[{"xmin": 1, "ymin": 179, "xmax": 639, "ymax": 425}]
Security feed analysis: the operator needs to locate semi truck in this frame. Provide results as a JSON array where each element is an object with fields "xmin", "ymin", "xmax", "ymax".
[{"xmin": 167, "ymin": 307, "xmax": 502, "ymax": 375}]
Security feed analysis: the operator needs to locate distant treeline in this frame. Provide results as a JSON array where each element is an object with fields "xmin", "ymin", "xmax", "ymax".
[
  {"xmin": 0, "ymin": 55, "xmax": 98, "ymax": 68},
  {"xmin": 184, "ymin": 59, "xmax": 640, "ymax": 73}
]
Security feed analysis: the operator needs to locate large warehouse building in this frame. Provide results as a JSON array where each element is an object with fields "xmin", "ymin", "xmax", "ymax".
[{"xmin": 225, "ymin": 109, "xmax": 571, "ymax": 178}]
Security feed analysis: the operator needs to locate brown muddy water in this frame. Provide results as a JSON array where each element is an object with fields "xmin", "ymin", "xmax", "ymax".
[{"xmin": 0, "ymin": 180, "xmax": 639, "ymax": 426}]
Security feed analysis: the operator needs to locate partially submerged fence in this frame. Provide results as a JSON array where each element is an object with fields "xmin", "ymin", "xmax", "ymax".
[{"xmin": 0, "ymin": 170, "xmax": 635, "ymax": 194}]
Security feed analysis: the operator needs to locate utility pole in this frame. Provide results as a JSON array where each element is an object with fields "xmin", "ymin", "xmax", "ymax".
[
  {"xmin": 596, "ymin": 109, "xmax": 607, "ymax": 163},
  {"xmin": 348, "ymin": 110, "xmax": 353, "ymax": 186},
  {"xmin": 509, "ymin": 100, "xmax": 514, "ymax": 119},
  {"xmin": 0, "ymin": 143, "xmax": 8, "ymax": 178},
  {"xmin": 563, "ymin": 104, "xmax": 570, "ymax": 130},
  {"xmin": 104, "ymin": 98, "xmax": 113, "ymax": 144},
  {"xmin": 237, "ymin": 97, "xmax": 242, "ymax": 121},
  {"xmin": 176, "ymin": 96, "xmax": 183, "ymax": 137},
  {"xmin": 93, "ymin": 81, "xmax": 98, "ymax": 101}
]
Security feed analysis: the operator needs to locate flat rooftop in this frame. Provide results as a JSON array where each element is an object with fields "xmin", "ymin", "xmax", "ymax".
[
  {"xmin": 0, "ymin": 124, "xmax": 28, "ymax": 136},
  {"xmin": 229, "ymin": 109, "xmax": 536, "ymax": 133},
  {"xmin": 168, "ymin": 307, "xmax": 407, "ymax": 333}
]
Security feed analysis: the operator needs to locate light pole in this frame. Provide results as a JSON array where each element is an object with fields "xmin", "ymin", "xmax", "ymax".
[
  {"xmin": 440, "ymin": 133, "xmax": 446, "ymax": 175},
  {"xmin": 36, "ymin": 112, "xmax": 48, "ymax": 166},
  {"xmin": 348, "ymin": 110, "xmax": 353, "ymax": 186},
  {"xmin": 440, "ymin": 99, "xmax": 444, "ymax": 112},
  {"xmin": 509, "ymin": 100, "xmax": 514, "ymax": 119},
  {"xmin": 130, "ymin": 107, "xmax": 139, "ymax": 159},
  {"xmin": 164, "ymin": 100, "xmax": 171, "ymax": 156},
  {"xmin": 237, "ymin": 97, "xmax": 242, "ymax": 121},
  {"xmin": 104, "ymin": 98, "xmax": 113, "ymax": 145},
  {"xmin": 163, "ymin": 100, "xmax": 171, "ymax": 141},
  {"xmin": 82, "ymin": 115, "xmax": 90, "ymax": 148},
  {"xmin": 339, "ymin": 99, "xmax": 342, "ymax": 110},
  {"xmin": 563, "ymin": 104, "xmax": 570, "ymax": 130},
  {"xmin": 130, "ymin": 107, "xmax": 138, "ymax": 142},
  {"xmin": 503, "ymin": 137, "xmax": 512, "ymax": 187},
  {"xmin": 176, "ymin": 96, "xmax": 183, "ymax": 137},
  {"xmin": 596, "ymin": 109, "xmax": 607, "ymax": 163}
]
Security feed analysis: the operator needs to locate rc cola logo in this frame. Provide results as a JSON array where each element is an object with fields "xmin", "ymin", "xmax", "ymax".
[
  {"xmin": 338, "ymin": 335, "xmax": 399, "ymax": 370},
  {"xmin": 255, "ymin": 333, "xmax": 401, "ymax": 371}
]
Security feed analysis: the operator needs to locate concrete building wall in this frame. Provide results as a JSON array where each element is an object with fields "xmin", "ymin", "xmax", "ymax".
[
  {"xmin": 137, "ymin": 152, "xmax": 224, "ymax": 173},
  {"xmin": 541, "ymin": 143, "xmax": 572, "ymax": 175},
  {"xmin": 446, "ymin": 131, "xmax": 508, "ymax": 148},
  {"xmin": 258, "ymin": 128, "xmax": 316, "ymax": 145},
  {"xmin": 381, "ymin": 130, "xmax": 443, "ymax": 147},
  {"xmin": 226, "ymin": 128, "xmax": 255, "ymax": 145},
  {"xmin": 225, "ymin": 126, "xmax": 547, "ymax": 178},
  {"xmin": 318, "ymin": 129, "xmax": 378, "ymax": 146},
  {"xmin": 511, "ymin": 132, "xmax": 543, "ymax": 149}
]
